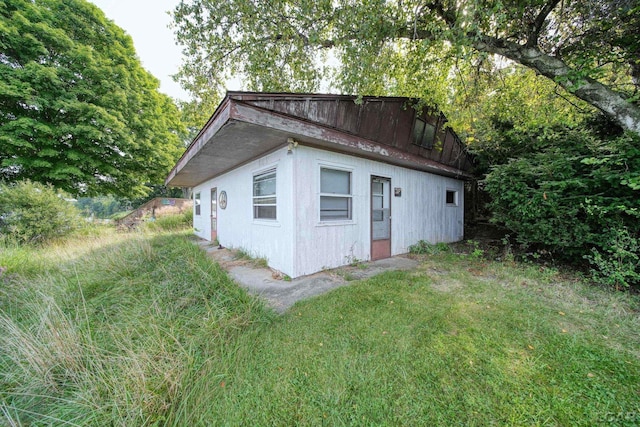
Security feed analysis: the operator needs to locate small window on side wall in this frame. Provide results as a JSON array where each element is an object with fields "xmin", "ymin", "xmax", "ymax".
[
  {"xmin": 194, "ymin": 192, "xmax": 201, "ymax": 215},
  {"xmin": 253, "ymin": 169, "xmax": 276, "ymax": 220},
  {"xmin": 320, "ymin": 167, "xmax": 352, "ymax": 221},
  {"xmin": 412, "ymin": 117, "xmax": 436, "ymax": 149},
  {"xmin": 446, "ymin": 189, "xmax": 458, "ymax": 206}
]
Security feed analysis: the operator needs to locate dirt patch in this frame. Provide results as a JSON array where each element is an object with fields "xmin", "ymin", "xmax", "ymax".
[{"xmin": 430, "ymin": 278, "xmax": 465, "ymax": 293}]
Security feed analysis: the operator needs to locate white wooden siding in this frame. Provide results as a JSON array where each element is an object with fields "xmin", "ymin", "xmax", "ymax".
[
  {"xmin": 192, "ymin": 145, "xmax": 464, "ymax": 279},
  {"xmin": 291, "ymin": 146, "xmax": 464, "ymax": 277},
  {"xmin": 192, "ymin": 147, "xmax": 295, "ymax": 275}
]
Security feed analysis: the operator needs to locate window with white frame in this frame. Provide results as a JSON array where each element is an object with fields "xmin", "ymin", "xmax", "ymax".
[
  {"xmin": 320, "ymin": 167, "xmax": 352, "ymax": 221},
  {"xmin": 253, "ymin": 169, "xmax": 276, "ymax": 219},
  {"xmin": 194, "ymin": 192, "xmax": 201, "ymax": 215}
]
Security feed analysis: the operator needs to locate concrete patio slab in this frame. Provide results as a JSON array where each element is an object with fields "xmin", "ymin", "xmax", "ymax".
[{"xmin": 195, "ymin": 240, "xmax": 419, "ymax": 313}]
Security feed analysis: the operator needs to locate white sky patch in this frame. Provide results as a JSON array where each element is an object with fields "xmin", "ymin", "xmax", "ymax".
[{"xmin": 88, "ymin": 0, "xmax": 190, "ymax": 101}]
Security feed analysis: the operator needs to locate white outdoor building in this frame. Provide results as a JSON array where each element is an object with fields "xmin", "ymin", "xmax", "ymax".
[{"xmin": 166, "ymin": 92, "xmax": 474, "ymax": 278}]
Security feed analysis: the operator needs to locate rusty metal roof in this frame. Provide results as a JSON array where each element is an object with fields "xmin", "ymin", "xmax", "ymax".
[{"xmin": 165, "ymin": 92, "xmax": 474, "ymax": 187}]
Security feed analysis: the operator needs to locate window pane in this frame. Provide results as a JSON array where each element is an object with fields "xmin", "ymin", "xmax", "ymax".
[
  {"xmin": 373, "ymin": 194, "xmax": 383, "ymax": 209},
  {"xmin": 253, "ymin": 171, "xmax": 276, "ymax": 197},
  {"xmin": 254, "ymin": 205, "xmax": 276, "ymax": 219},
  {"xmin": 253, "ymin": 169, "xmax": 276, "ymax": 219},
  {"xmin": 372, "ymin": 181, "xmax": 383, "ymax": 195},
  {"xmin": 412, "ymin": 118, "xmax": 425, "ymax": 145},
  {"xmin": 320, "ymin": 196, "xmax": 351, "ymax": 220},
  {"xmin": 446, "ymin": 190, "xmax": 457, "ymax": 205},
  {"xmin": 321, "ymin": 168, "xmax": 350, "ymax": 194},
  {"xmin": 421, "ymin": 122, "xmax": 435, "ymax": 149},
  {"xmin": 195, "ymin": 192, "xmax": 201, "ymax": 215}
]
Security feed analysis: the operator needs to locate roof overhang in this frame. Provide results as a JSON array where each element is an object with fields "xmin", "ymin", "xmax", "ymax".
[{"xmin": 166, "ymin": 94, "xmax": 471, "ymax": 188}]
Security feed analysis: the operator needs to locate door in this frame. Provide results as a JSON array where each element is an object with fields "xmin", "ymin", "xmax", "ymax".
[
  {"xmin": 371, "ymin": 176, "xmax": 391, "ymax": 260},
  {"xmin": 210, "ymin": 188, "xmax": 217, "ymax": 241}
]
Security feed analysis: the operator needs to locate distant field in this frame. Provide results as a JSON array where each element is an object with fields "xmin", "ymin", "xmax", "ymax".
[{"xmin": 1, "ymin": 227, "xmax": 638, "ymax": 426}]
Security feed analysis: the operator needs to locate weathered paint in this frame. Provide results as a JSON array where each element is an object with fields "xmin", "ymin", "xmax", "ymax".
[
  {"xmin": 166, "ymin": 92, "xmax": 474, "ymax": 188},
  {"xmin": 290, "ymin": 146, "xmax": 463, "ymax": 277},
  {"xmin": 193, "ymin": 144, "xmax": 464, "ymax": 278},
  {"xmin": 170, "ymin": 92, "xmax": 469, "ymax": 278},
  {"xmin": 192, "ymin": 147, "xmax": 295, "ymax": 275}
]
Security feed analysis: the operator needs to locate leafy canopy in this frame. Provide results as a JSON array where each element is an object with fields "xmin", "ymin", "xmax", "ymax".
[
  {"xmin": 172, "ymin": 0, "xmax": 640, "ymax": 134},
  {"xmin": 0, "ymin": 0, "xmax": 186, "ymax": 197}
]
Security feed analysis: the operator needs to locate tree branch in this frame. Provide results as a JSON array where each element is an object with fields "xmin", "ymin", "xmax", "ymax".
[
  {"xmin": 473, "ymin": 35, "xmax": 640, "ymax": 133},
  {"xmin": 425, "ymin": 0, "xmax": 456, "ymax": 28},
  {"xmin": 527, "ymin": 0, "xmax": 561, "ymax": 47}
]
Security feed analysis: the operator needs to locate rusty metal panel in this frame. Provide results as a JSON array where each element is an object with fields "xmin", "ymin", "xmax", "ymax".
[
  {"xmin": 335, "ymin": 100, "xmax": 361, "ymax": 134},
  {"xmin": 440, "ymin": 130, "xmax": 456, "ymax": 165},
  {"xmin": 359, "ymin": 100, "xmax": 384, "ymax": 141}
]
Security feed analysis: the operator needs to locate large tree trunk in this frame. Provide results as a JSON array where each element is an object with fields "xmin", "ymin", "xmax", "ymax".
[{"xmin": 473, "ymin": 36, "xmax": 640, "ymax": 134}]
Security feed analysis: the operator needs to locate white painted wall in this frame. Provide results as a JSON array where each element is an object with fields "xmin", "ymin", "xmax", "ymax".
[
  {"xmin": 290, "ymin": 146, "xmax": 464, "ymax": 277},
  {"xmin": 192, "ymin": 145, "xmax": 465, "ymax": 279},
  {"xmin": 192, "ymin": 147, "xmax": 295, "ymax": 276}
]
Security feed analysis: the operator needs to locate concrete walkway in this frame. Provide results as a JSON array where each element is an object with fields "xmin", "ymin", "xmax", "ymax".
[{"xmin": 196, "ymin": 240, "xmax": 419, "ymax": 313}]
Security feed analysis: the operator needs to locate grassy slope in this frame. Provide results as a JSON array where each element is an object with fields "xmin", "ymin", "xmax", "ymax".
[
  {"xmin": 1, "ymin": 229, "xmax": 639, "ymax": 426},
  {"xmin": 0, "ymin": 228, "xmax": 272, "ymax": 426}
]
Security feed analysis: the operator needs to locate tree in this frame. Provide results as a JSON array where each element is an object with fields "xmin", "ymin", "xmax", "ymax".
[
  {"xmin": 172, "ymin": 0, "xmax": 640, "ymax": 134},
  {"xmin": 0, "ymin": 0, "xmax": 186, "ymax": 197}
]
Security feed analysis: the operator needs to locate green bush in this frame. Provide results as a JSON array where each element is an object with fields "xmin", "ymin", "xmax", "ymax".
[
  {"xmin": 0, "ymin": 180, "xmax": 81, "ymax": 245},
  {"xmin": 484, "ymin": 126, "xmax": 640, "ymax": 287},
  {"xmin": 143, "ymin": 211, "xmax": 193, "ymax": 232}
]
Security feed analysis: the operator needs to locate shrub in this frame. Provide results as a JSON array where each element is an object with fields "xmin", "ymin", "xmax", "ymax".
[
  {"xmin": 0, "ymin": 180, "xmax": 81, "ymax": 245},
  {"xmin": 484, "ymin": 127, "xmax": 640, "ymax": 287},
  {"xmin": 584, "ymin": 227, "xmax": 640, "ymax": 289}
]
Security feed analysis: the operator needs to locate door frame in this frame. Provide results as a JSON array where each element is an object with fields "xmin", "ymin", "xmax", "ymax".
[
  {"xmin": 210, "ymin": 187, "xmax": 217, "ymax": 242},
  {"xmin": 370, "ymin": 175, "xmax": 391, "ymax": 261}
]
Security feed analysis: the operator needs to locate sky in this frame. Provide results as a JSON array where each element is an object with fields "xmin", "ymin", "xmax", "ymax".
[{"xmin": 88, "ymin": 0, "xmax": 190, "ymax": 101}]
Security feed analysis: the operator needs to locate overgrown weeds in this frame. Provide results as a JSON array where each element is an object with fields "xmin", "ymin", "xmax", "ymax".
[
  {"xmin": 2, "ymin": 230, "xmax": 639, "ymax": 425},
  {"xmin": 0, "ymin": 228, "xmax": 271, "ymax": 425}
]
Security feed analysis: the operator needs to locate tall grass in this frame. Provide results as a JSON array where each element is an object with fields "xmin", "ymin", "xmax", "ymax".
[
  {"xmin": 2, "ymin": 228, "xmax": 639, "ymax": 426},
  {"xmin": 0, "ymin": 228, "xmax": 271, "ymax": 425}
]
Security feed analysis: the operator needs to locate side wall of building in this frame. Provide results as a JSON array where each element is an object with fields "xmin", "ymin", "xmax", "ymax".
[
  {"xmin": 192, "ymin": 145, "xmax": 465, "ymax": 279},
  {"xmin": 291, "ymin": 146, "xmax": 464, "ymax": 277},
  {"xmin": 192, "ymin": 147, "xmax": 295, "ymax": 276}
]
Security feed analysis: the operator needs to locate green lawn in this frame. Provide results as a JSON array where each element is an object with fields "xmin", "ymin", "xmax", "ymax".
[{"xmin": 1, "ymin": 228, "xmax": 639, "ymax": 426}]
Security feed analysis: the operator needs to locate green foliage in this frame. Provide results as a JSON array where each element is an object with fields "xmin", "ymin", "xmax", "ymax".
[
  {"xmin": 0, "ymin": 180, "xmax": 81, "ymax": 244},
  {"xmin": 0, "ymin": 230, "xmax": 269, "ymax": 425},
  {"xmin": 76, "ymin": 195, "xmax": 129, "ymax": 218},
  {"xmin": 143, "ymin": 211, "xmax": 193, "ymax": 232},
  {"xmin": 584, "ymin": 228, "xmax": 640, "ymax": 289},
  {"xmin": 2, "ymin": 230, "xmax": 639, "ymax": 425},
  {"xmin": 484, "ymin": 126, "xmax": 640, "ymax": 287},
  {"xmin": 172, "ymin": 0, "xmax": 640, "ymax": 133},
  {"xmin": 409, "ymin": 240, "xmax": 451, "ymax": 255},
  {"xmin": 0, "ymin": 0, "xmax": 186, "ymax": 197},
  {"xmin": 169, "ymin": 257, "xmax": 640, "ymax": 426}
]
